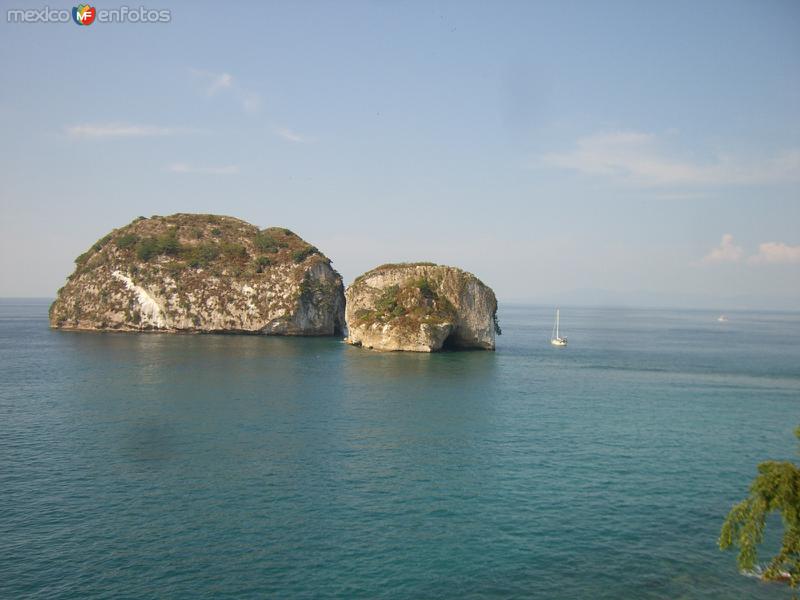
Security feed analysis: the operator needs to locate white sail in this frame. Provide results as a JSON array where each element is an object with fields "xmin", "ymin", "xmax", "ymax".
[{"xmin": 550, "ymin": 308, "xmax": 567, "ymax": 347}]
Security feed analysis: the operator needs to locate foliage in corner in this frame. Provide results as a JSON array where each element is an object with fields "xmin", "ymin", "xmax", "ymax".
[{"xmin": 719, "ymin": 425, "xmax": 800, "ymax": 589}]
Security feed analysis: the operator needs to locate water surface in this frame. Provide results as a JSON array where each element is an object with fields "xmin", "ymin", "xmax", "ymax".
[{"xmin": 1, "ymin": 300, "xmax": 798, "ymax": 598}]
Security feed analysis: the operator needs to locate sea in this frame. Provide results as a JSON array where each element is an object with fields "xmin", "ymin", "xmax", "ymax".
[{"xmin": 1, "ymin": 299, "xmax": 798, "ymax": 599}]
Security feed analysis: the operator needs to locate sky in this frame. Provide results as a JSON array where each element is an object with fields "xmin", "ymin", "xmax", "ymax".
[{"xmin": 1, "ymin": 0, "xmax": 798, "ymax": 308}]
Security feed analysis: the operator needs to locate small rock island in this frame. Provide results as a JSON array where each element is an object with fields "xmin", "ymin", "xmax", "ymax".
[
  {"xmin": 345, "ymin": 263, "xmax": 499, "ymax": 352},
  {"xmin": 49, "ymin": 214, "xmax": 345, "ymax": 335}
]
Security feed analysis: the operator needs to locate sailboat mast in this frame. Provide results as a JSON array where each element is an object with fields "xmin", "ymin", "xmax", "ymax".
[{"xmin": 556, "ymin": 309, "xmax": 560, "ymax": 338}]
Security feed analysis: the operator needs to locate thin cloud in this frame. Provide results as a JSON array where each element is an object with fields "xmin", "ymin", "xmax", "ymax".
[
  {"xmin": 542, "ymin": 131, "xmax": 800, "ymax": 187},
  {"xmin": 703, "ymin": 234, "xmax": 743, "ymax": 264},
  {"xmin": 275, "ymin": 127, "xmax": 314, "ymax": 143},
  {"xmin": 166, "ymin": 163, "xmax": 239, "ymax": 175},
  {"xmin": 66, "ymin": 123, "xmax": 187, "ymax": 138},
  {"xmin": 700, "ymin": 235, "xmax": 800, "ymax": 266},
  {"xmin": 208, "ymin": 72, "xmax": 233, "ymax": 94},
  {"xmin": 748, "ymin": 242, "xmax": 800, "ymax": 265},
  {"xmin": 191, "ymin": 69, "xmax": 233, "ymax": 95},
  {"xmin": 191, "ymin": 68, "xmax": 261, "ymax": 114}
]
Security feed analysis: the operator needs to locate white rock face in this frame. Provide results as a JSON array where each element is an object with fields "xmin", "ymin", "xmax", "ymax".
[
  {"xmin": 111, "ymin": 270, "xmax": 167, "ymax": 328},
  {"xmin": 50, "ymin": 214, "xmax": 345, "ymax": 336},
  {"xmin": 349, "ymin": 321, "xmax": 454, "ymax": 352},
  {"xmin": 345, "ymin": 263, "xmax": 498, "ymax": 352}
]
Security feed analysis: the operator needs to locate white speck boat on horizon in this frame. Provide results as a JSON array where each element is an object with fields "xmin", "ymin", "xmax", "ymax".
[
  {"xmin": 550, "ymin": 308, "xmax": 567, "ymax": 347},
  {"xmin": 717, "ymin": 315, "xmax": 728, "ymax": 322}
]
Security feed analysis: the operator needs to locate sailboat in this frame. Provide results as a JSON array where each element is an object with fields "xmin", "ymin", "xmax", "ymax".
[{"xmin": 550, "ymin": 308, "xmax": 567, "ymax": 347}]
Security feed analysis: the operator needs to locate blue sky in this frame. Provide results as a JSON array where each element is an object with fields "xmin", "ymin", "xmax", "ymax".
[{"xmin": 1, "ymin": 0, "xmax": 798, "ymax": 307}]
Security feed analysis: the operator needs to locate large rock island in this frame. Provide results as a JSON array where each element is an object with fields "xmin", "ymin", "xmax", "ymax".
[
  {"xmin": 345, "ymin": 263, "xmax": 499, "ymax": 352},
  {"xmin": 50, "ymin": 214, "xmax": 345, "ymax": 335}
]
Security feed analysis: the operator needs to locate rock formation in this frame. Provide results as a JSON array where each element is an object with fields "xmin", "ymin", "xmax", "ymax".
[
  {"xmin": 344, "ymin": 263, "xmax": 499, "ymax": 352},
  {"xmin": 49, "ymin": 214, "xmax": 345, "ymax": 335}
]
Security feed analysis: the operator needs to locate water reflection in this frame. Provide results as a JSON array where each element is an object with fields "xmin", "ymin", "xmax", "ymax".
[
  {"xmin": 341, "ymin": 343, "xmax": 498, "ymax": 383},
  {"xmin": 120, "ymin": 419, "xmax": 178, "ymax": 465},
  {"xmin": 334, "ymin": 346, "xmax": 503, "ymax": 521}
]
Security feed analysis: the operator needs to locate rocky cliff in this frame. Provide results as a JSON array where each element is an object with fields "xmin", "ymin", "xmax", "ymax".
[
  {"xmin": 344, "ymin": 263, "xmax": 499, "ymax": 352},
  {"xmin": 49, "ymin": 214, "xmax": 345, "ymax": 335}
]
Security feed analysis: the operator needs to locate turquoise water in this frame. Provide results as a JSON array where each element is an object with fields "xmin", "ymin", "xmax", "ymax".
[{"xmin": 1, "ymin": 300, "xmax": 798, "ymax": 599}]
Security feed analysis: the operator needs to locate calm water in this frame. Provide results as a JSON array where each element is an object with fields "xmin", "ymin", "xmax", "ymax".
[{"xmin": 1, "ymin": 300, "xmax": 798, "ymax": 599}]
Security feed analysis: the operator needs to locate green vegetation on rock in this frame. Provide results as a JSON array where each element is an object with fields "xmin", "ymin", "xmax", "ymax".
[
  {"xmin": 374, "ymin": 285, "xmax": 399, "ymax": 312},
  {"xmin": 75, "ymin": 233, "xmax": 114, "ymax": 266},
  {"xmin": 292, "ymin": 246, "xmax": 319, "ymax": 263},
  {"xmin": 136, "ymin": 229, "xmax": 181, "ymax": 261},
  {"xmin": 115, "ymin": 234, "xmax": 139, "ymax": 249},
  {"xmin": 254, "ymin": 232, "xmax": 284, "ymax": 253},
  {"xmin": 182, "ymin": 243, "xmax": 220, "ymax": 268},
  {"xmin": 50, "ymin": 213, "xmax": 345, "ymax": 336},
  {"xmin": 345, "ymin": 263, "xmax": 498, "ymax": 352},
  {"xmin": 352, "ymin": 276, "xmax": 456, "ymax": 328},
  {"xmin": 412, "ymin": 277, "xmax": 434, "ymax": 299}
]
